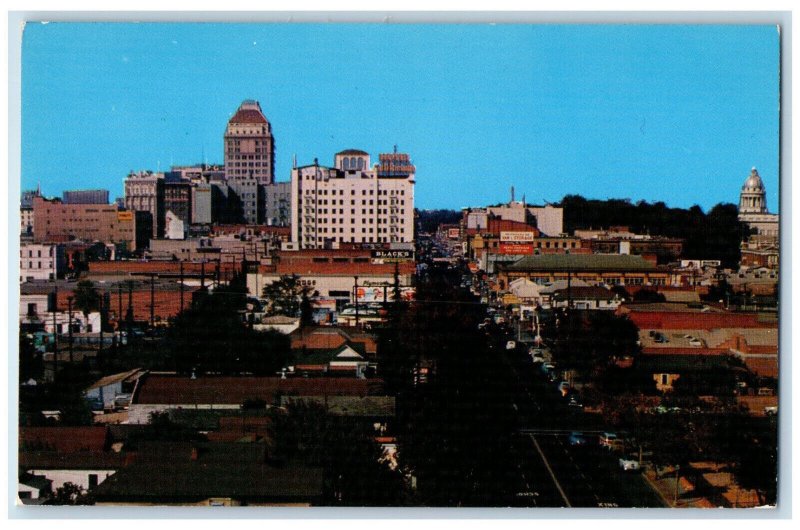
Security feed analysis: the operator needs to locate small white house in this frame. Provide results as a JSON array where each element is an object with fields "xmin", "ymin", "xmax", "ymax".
[{"xmin": 84, "ymin": 369, "xmax": 144, "ymax": 411}]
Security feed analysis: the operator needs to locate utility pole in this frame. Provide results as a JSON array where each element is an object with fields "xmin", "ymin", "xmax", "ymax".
[
  {"xmin": 149, "ymin": 273, "xmax": 156, "ymax": 330},
  {"xmin": 126, "ymin": 280, "xmax": 134, "ymax": 340},
  {"xmin": 118, "ymin": 283, "xmax": 123, "ymax": 346},
  {"xmin": 354, "ymin": 275, "xmax": 359, "ymax": 327},
  {"xmin": 50, "ymin": 285, "xmax": 58, "ymax": 376},
  {"xmin": 179, "ymin": 261, "xmax": 185, "ymax": 313},
  {"xmin": 67, "ymin": 296, "xmax": 74, "ymax": 363},
  {"xmin": 99, "ymin": 291, "xmax": 109, "ymax": 359},
  {"xmin": 674, "ymin": 465, "xmax": 681, "ymax": 506}
]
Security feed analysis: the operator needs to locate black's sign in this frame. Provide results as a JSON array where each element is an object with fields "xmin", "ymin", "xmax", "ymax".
[{"xmin": 371, "ymin": 250, "xmax": 414, "ymax": 260}]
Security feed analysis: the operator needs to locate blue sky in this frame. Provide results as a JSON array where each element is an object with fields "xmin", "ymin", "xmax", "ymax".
[{"xmin": 21, "ymin": 23, "xmax": 780, "ymax": 212}]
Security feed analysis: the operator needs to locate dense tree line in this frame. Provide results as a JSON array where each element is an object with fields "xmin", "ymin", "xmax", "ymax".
[
  {"xmin": 163, "ymin": 278, "xmax": 291, "ymax": 376},
  {"xmin": 557, "ymin": 195, "xmax": 749, "ymax": 268},
  {"xmin": 419, "ymin": 197, "xmax": 749, "ymax": 268},
  {"xmin": 416, "ymin": 209, "xmax": 462, "ymax": 235}
]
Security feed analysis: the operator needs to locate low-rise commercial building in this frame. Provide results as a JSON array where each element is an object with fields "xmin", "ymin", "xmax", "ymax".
[
  {"xmin": 497, "ymin": 253, "xmax": 668, "ymax": 290},
  {"xmin": 246, "ymin": 249, "xmax": 415, "ymax": 305}
]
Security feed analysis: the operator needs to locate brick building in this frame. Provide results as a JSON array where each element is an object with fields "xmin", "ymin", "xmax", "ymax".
[{"xmin": 32, "ymin": 197, "xmax": 137, "ymax": 250}]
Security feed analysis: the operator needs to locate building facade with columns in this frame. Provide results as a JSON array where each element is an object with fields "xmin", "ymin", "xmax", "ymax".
[{"xmin": 738, "ymin": 167, "xmax": 779, "ymax": 238}]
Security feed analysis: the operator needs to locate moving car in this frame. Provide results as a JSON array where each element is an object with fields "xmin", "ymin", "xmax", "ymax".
[
  {"xmin": 619, "ymin": 457, "xmax": 640, "ymax": 472},
  {"xmin": 568, "ymin": 432, "xmax": 588, "ymax": 446}
]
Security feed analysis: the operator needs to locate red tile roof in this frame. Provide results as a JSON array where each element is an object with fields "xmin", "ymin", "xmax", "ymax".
[
  {"xmin": 741, "ymin": 357, "xmax": 779, "ymax": 379},
  {"xmin": 20, "ymin": 426, "xmax": 109, "ymax": 453},
  {"xmin": 229, "ymin": 109, "xmax": 268, "ymax": 124},
  {"xmin": 273, "ymin": 261, "xmax": 415, "ymax": 276},
  {"xmin": 624, "ymin": 311, "xmax": 772, "ymax": 330},
  {"xmin": 133, "ymin": 374, "xmax": 385, "ymax": 405},
  {"xmin": 641, "ymin": 347, "xmax": 730, "ymax": 356},
  {"xmin": 88, "ymin": 261, "xmax": 240, "ymax": 276}
]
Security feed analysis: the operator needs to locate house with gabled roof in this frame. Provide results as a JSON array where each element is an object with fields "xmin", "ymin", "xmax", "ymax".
[{"xmin": 287, "ymin": 342, "xmax": 369, "ymax": 378}]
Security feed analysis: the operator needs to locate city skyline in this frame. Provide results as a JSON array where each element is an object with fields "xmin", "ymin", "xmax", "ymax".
[{"xmin": 21, "ymin": 23, "xmax": 780, "ymax": 211}]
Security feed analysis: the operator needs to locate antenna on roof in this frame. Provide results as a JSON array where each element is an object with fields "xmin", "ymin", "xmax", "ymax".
[
  {"xmin": 393, "ymin": 144, "xmax": 398, "ymax": 154},
  {"xmin": 293, "ymin": 154, "xmax": 297, "ymax": 169}
]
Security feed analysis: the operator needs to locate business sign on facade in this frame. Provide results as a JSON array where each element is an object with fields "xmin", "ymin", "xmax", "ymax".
[
  {"xmin": 447, "ymin": 228, "xmax": 460, "ymax": 239},
  {"xmin": 356, "ymin": 286, "xmax": 416, "ymax": 303},
  {"xmin": 500, "ymin": 231, "xmax": 535, "ymax": 242},
  {"xmin": 371, "ymin": 249, "xmax": 414, "ymax": 261},
  {"xmin": 499, "ymin": 243, "xmax": 534, "ymax": 255},
  {"xmin": 117, "ymin": 211, "xmax": 134, "ymax": 222}
]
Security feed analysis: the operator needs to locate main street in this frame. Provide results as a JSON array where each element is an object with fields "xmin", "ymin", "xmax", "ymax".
[
  {"xmin": 477, "ymin": 290, "xmax": 664, "ymax": 507},
  {"xmin": 418, "ymin": 235, "xmax": 666, "ymax": 508}
]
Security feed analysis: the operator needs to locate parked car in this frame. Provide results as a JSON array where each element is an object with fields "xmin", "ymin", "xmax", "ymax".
[
  {"xmin": 619, "ymin": 457, "xmax": 640, "ymax": 472},
  {"xmin": 557, "ymin": 381, "xmax": 571, "ymax": 397},
  {"xmin": 599, "ymin": 432, "xmax": 624, "ymax": 451},
  {"xmin": 567, "ymin": 395, "xmax": 584, "ymax": 409},
  {"xmin": 764, "ymin": 406, "xmax": 778, "ymax": 416},
  {"xmin": 568, "ymin": 432, "xmax": 588, "ymax": 446},
  {"xmin": 541, "ymin": 362, "xmax": 556, "ymax": 374},
  {"xmin": 531, "ymin": 351, "xmax": 545, "ymax": 363},
  {"xmin": 506, "ymin": 340, "xmax": 516, "ymax": 350}
]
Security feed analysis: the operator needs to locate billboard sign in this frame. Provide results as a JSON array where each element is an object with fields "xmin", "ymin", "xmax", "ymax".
[
  {"xmin": 499, "ymin": 243, "xmax": 534, "ymax": 255},
  {"xmin": 356, "ymin": 286, "xmax": 416, "ymax": 303},
  {"xmin": 500, "ymin": 231, "xmax": 535, "ymax": 242},
  {"xmin": 447, "ymin": 228, "xmax": 460, "ymax": 239}
]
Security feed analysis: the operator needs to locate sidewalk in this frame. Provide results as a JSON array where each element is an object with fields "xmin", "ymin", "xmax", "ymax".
[{"xmin": 642, "ymin": 466, "xmax": 714, "ymax": 508}]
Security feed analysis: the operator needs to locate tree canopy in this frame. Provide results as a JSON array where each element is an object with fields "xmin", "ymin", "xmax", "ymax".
[
  {"xmin": 73, "ymin": 280, "xmax": 101, "ymax": 318},
  {"xmin": 262, "ymin": 274, "xmax": 313, "ymax": 317}
]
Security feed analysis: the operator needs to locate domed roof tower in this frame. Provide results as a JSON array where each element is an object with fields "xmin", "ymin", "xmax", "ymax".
[{"xmin": 739, "ymin": 167, "xmax": 767, "ymax": 214}]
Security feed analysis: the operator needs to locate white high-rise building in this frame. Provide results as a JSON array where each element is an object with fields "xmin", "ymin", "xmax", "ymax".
[{"xmin": 290, "ymin": 149, "xmax": 415, "ymax": 249}]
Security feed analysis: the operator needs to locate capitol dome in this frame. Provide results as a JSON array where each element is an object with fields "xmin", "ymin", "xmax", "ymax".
[
  {"xmin": 742, "ymin": 167, "xmax": 765, "ymax": 191},
  {"xmin": 739, "ymin": 167, "xmax": 767, "ymax": 214}
]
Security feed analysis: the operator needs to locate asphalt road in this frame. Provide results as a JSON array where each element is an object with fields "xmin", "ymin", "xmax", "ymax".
[
  {"xmin": 524, "ymin": 432, "xmax": 667, "ymax": 508},
  {"xmin": 490, "ymin": 323, "xmax": 667, "ymax": 508}
]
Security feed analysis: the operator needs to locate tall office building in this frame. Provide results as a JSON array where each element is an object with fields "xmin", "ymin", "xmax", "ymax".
[
  {"xmin": 224, "ymin": 100, "xmax": 275, "ymax": 224},
  {"xmin": 290, "ymin": 149, "xmax": 416, "ymax": 249},
  {"xmin": 124, "ymin": 171, "xmax": 165, "ymax": 238}
]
